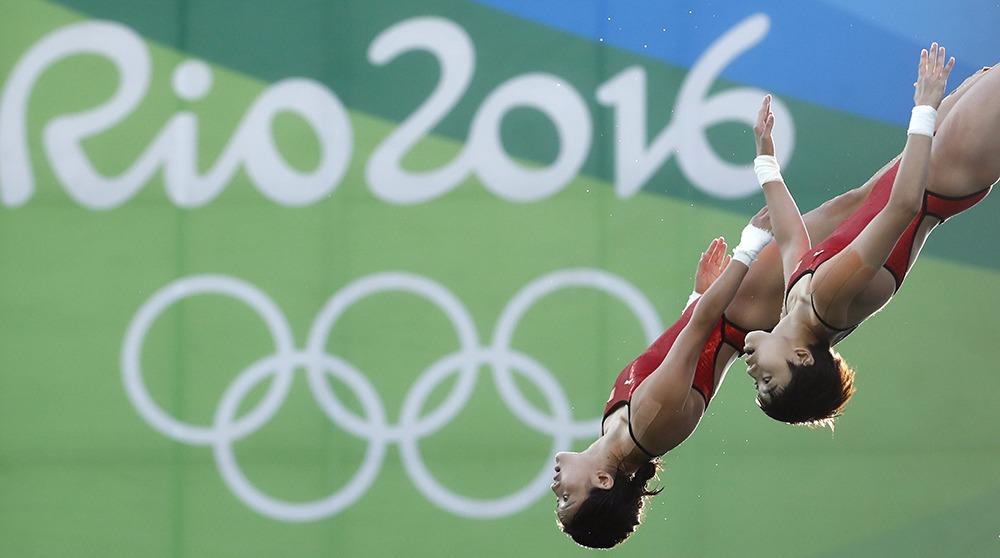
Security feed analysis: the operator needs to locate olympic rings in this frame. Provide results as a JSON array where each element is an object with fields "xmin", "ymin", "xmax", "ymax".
[{"xmin": 121, "ymin": 269, "xmax": 663, "ymax": 521}]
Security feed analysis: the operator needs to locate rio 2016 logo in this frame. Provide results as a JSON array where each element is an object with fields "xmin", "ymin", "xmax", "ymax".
[
  {"xmin": 122, "ymin": 269, "xmax": 664, "ymax": 521},
  {"xmin": 1, "ymin": 13, "xmax": 793, "ymax": 209}
]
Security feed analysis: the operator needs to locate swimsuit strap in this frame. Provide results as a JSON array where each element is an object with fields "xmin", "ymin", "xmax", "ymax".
[
  {"xmin": 790, "ymin": 263, "xmax": 860, "ymax": 333},
  {"xmin": 721, "ymin": 314, "xmax": 750, "ymax": 353},
  {"xmin": 809, "ymin": 292, "xmax": 860, "ymax": 333},
  {"xmin": 626, "ymin": 402, "xmax": 659, "ymax": 459},
  {"xmin": 784, "ymin": 269, "xmax": 813, "ymax": 306}
]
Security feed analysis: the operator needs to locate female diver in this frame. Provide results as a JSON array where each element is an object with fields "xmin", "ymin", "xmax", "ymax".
[
  {"xmin": 743, "ymin": 43, "xmax": 998, "ymax": 426},
  {"xmin": 554, "ymin": 215, "xmax": 772, "ymax": 548}
]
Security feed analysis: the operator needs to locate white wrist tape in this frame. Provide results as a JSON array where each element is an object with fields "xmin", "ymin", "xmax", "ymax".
[
  {"xmin": 732, "ymin": 224, "xmax": 773, "ymax": 266},
  {"xmin": 907, "ymin": 105, "xmax": 937, "ymax": 137},
  {"xmin": 754, "ymin": 155, "xmax": 783, "ymax": 187},
  {"xmin": 687, "ymin": 291, "xmax": 701, "ymax": 307}
]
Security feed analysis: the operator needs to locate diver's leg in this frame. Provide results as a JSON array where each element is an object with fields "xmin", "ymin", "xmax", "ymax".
[{"xmin": 930, "ymin": 64, "xmax": 1000, "ymax": 196}]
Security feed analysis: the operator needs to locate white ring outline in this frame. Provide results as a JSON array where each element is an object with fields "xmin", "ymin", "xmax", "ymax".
[
  {"xmin": 213, "ymin": 352, "xmax": 388, "ymax": 521},
  {"xmin": 122, "ymin": 275, "xmax": 296, "ymax": 445},
  {"xmin": 121, "ymin": 269, "xmax": 662, "ymax": 521},
  {"xmin": 397, "ymin": 348, "xmax": 571, "ymax": 518},
  {"xmin": 304, "ymin": 272, "xmax": 479, "ymax": 441}
]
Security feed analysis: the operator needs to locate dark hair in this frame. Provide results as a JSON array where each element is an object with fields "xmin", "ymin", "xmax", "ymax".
[
  {"xmin": 757, "ymin": 341, "xmax": 856, "ymax": 428},
  {"xmin": 558, "ymin": 458, "xmax": 663, "ymax": 549}
]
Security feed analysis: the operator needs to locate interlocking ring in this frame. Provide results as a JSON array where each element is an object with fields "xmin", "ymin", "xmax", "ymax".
[{"xmin": 122, "ymin": 269, "xmax": 663, "ymax": 521}]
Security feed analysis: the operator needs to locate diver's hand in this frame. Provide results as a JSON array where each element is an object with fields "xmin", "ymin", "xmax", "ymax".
[
  {"xmin": 913, "ymin": 42, "xmax": 955, "ymax": 109},
  {"xmin": 694, "ymin": 237, "xmax": 730, "ymax": 294},
  {"xmin": 753, "ymin": 94, "xmax": 776, "ymax": 157}
]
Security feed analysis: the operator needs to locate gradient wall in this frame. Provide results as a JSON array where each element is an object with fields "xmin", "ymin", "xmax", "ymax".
[{"xmin": 1, "ymin": 1, "xmax": 998, "ymax": 556}]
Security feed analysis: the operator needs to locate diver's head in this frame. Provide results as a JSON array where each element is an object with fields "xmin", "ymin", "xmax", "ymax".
[
  {"xmin": 744, "ymin": 330, "xmax": 856, "ymax": 427},
  {"xmin": 554, "ymin": 451, "xmax": 662, "ymax": 549}
]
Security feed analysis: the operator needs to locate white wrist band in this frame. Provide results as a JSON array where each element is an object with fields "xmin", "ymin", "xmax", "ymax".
[
  {"xmin": 731, "ymin": 251, "xmax": 754, "ymax": 267},
  {"xmin": 907, "ymin": 105, "xmax": 937, "ymax": 137},
  {"xmin": 732, "ymin": 224, "xmax": 773, "ymax": 266},
  {"xmin": 687, "ymin": 291, "xmax": 701, "ymax": 307},
  {"xmin": 754, "ymin": 155, "xmax": 783, "ymax": 187}
]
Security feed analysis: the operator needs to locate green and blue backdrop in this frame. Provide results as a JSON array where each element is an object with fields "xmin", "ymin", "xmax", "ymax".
[{"xmin": 1, "ymin": 0, "xmax": 998, "ymax": 556}]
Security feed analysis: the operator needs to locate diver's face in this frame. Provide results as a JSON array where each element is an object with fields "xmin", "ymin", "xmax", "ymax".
[
  {"xmin": 743, "ymin": 330, "xmax": 798, "ymax": 403},
  {"xmin": 552, "ymin": 451, "xmax": 602, "ymax": 522}
]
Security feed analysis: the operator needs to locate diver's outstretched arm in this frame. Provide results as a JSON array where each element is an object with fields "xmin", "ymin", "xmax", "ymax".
[
  {"xmin": 811, "ymin": 43, "xmax": 954, "ymax": 320},
  {"xmin": 753, "ymin": 95, "xmax": 811, "ymax": 286},
  {"xmin": 631, "ymin": 213, "xmax": 771, "ymax": 412}
]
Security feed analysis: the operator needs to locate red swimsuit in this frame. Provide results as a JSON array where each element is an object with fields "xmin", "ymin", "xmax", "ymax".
[
  {"xmin": 602, "ymin": 298, "xmax": 749, "ymax": 456},
  {"xmin": 787, "ymin": 159, "xmax": 991, "ymax": 332}
]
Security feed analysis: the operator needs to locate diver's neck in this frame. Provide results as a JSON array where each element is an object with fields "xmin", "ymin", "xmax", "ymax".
[
  {"xmin": 587, "ymin": 417, "xmax": 647, "ymax": 473},
  {"xmin": 774, "ymin": 303, "xmax": 824, "ymax": 345}
]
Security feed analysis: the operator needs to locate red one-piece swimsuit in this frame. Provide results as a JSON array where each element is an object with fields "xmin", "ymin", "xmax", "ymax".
[{"xmin": 602, "ymin": 298, "xmax": 749, "ymax": 457}]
